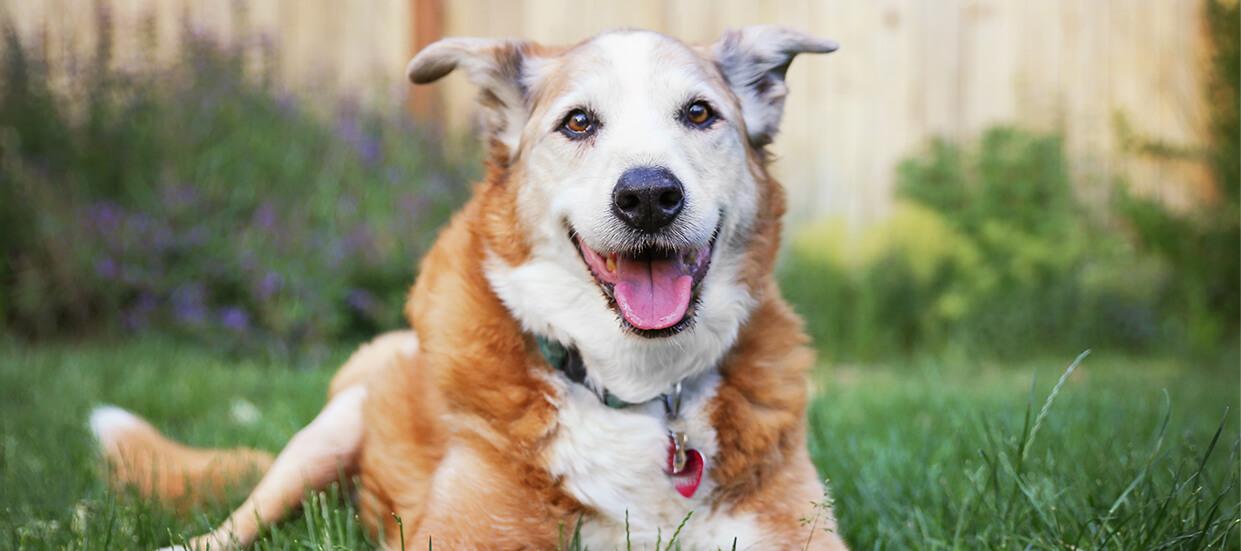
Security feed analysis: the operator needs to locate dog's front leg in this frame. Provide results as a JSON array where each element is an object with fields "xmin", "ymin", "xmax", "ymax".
[
  {"xmin": 162, "ymin": 385, "xmax": 368, "ymax": 551},
  {"xmin": 379, "ymin": 442, "xmax": 576, "ymax": 550}
]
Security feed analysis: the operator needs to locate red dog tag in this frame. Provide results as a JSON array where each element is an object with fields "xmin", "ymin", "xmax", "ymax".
[{"xmin": 666, "ymin": 437, "xmax": 704, "ymax": 498}]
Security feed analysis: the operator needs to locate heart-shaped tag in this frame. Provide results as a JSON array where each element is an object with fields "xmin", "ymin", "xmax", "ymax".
[{"xmin": 667, "ymin": 445, "xmax": 704, "ymax": 498}]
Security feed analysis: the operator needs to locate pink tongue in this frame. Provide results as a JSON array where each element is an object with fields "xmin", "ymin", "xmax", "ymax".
[{"xmin": 613, "ymin": 255, "xmax": 692, "ymax": 330}]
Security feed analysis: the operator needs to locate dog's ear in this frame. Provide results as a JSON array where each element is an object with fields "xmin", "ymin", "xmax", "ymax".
[
  {"xmin": 708, "ymin": 26, "xmax": 837, "ymax": 148},
  {"xmin": 408, "ymin": 38, "xmax": 540, "ymax": 159}
]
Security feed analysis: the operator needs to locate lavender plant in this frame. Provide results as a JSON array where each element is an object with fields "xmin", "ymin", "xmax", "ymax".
[{"xmin": 0, "ymin": 14, "xmax": 473, "ymax": 360}]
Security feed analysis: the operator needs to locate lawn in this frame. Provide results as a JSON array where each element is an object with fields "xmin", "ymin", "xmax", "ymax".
[{"xmin": 1, "ymin": 338, "xmax": 1237, "ymax": 550}]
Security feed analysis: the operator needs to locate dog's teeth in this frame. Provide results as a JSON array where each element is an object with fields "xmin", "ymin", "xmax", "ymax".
[{"xmin": 606, "ymin": 255, "xmax": 617, "ymax": 273}]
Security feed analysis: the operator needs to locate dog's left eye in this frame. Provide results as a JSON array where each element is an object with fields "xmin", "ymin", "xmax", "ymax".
[
  {"xmin": 683, "ymin": 101, "xmax": 716, "ymax": 128},
  {"xmin": 559, "ymin": 109, "xmax": 597, "ymax": 139}
]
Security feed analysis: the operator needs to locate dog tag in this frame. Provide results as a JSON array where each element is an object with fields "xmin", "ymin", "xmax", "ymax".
[
  {"xmin": 666, "ymin": 434, "xmax": 704, "ymax": 498},
  {"xmin": 661, "ymin": 382, "xmax": 702, "ymax": 497},
  {"xmin": 671, "ymin": 430, "xmax": 689, "ymax": 473}
]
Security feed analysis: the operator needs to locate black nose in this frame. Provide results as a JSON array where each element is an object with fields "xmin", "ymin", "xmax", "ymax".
[{"xmin": 612, "ymin": 167, "xmax": 684, "ymax": 233}]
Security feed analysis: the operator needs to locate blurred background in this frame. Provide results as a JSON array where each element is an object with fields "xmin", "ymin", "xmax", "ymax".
[{"xmin": 1, "ymin": 0, "xmax": 1237, "ymax": 365}]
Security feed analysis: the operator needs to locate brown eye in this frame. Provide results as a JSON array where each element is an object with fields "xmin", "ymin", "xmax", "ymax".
[
  {"xmin": 684, "ymin": 101, "xmax": 715, "ymax": 128},
  {"xmin": 560, "ymin": 109, "xmax": 596, "ymax": 138}
]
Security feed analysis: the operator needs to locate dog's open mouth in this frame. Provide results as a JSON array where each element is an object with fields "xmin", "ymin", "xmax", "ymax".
[{"xmin": 573, "ymin": 233, "xmax": 713, "ymax": 337}]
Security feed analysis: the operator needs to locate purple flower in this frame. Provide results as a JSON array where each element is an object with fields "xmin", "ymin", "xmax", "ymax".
[
  {"xmin": 336, "ymin": 113, "xmax": 383, "ymax": 167},
  {"xmin": 219, "ymin": 306, "xmax": 249, "ymax": 332},
  {"xmin": 88, "ymin": 202, "xmax": 122, "ymax": 230},
  {"xmin": 255, "ymin": 271, "xmax": 283, "ymax": 301},
  {"xmin": 160, "ymin": 184, "xmax": 199, "ymax": 208},
  {"xmin": 357, "ymin": 137, "xmax": 382, "ymax": 166},
  {"xmin": 181, "ymin": 225, "xmax": 209, "ymax": 247},
  {"xmin": 122, "ymin": 293, "xmax": 157, "ymax": 331},
  {"xmin": 94, "ymin": 258, "xmax": 119, "ymax": 280},
  {"xmin": 400, "ymin": 195, "xmax": 427, "ymax": 219},
  {"xmin": 336, "ymin": 117, "xmax": 362, "ymax": 144},
  {"xmin": 252, "ymin": 203, "xmax": 277, "ymax": 231},
  {"xmin": 346, "ymin": 289, "xmax": 376, "ymax": 315},
  {"xmin": 346, "ymin": 225, "xmax": 373, "ymax": 252},
  {"xmin": 121, "ymin": 311, "xmax": 146, "ymax": 332},
  {"xmin": 129, "ymin": 213, "xmax": 152, "ymax": 236},
  {"xmin": 171, "ymin": 282, "xmax": 208, "ymax": 326}
]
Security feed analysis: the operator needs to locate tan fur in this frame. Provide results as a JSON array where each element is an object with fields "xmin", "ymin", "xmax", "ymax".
[
  {"xmin": 97, "ymin": 27, "xmax": 847, "ymax": 551},
  {"xmin": 95, "ymin": 415, "xmax": 273, "ymax": 513},
  {"xmin": 328, "ymin": 329, "xmax": 419, "ymax": 396},
  {"xmin": 347, "ymin": 188, "xmax": 574, "ymax": 547},
  {"xmin": 93, "ymin": 332, "xmax": 416, "ymax": 515}
]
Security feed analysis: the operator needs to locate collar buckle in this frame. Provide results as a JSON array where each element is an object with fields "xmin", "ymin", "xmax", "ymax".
[{"xmin": 661, "ymin": 381, "xmax": 684, "ymax": 419}]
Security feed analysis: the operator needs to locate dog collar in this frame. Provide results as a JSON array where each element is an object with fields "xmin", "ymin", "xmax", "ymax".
[
  {"xmin": 535, "ymin": 335, "xmax": 637, "ymax": 409},
  {"xmin": 535, "ymin": 334, "xmax": 707, "ymax": 497}
]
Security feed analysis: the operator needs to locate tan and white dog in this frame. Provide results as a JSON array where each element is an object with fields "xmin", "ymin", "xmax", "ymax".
[{"xmin": 91, "ymin": 26, "xmax": 846, "ymax": 550}]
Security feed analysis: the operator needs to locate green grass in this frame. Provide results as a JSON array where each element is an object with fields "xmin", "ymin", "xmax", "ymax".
[
  {"xmin": 812, "ymin": 351, "xmax": 1239, "ymax": 550},
  {"xmin": 1, "ymin": 338, "xmax": 1237, "ymax": 550}
]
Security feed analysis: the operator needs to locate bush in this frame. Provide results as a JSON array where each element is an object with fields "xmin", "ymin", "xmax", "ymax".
[
  {"xmin": 1109, "ymin": 0, "xmax": 1238, "ymax": 354},
  {"xmin": 782, "ymin": 125, "xmax": 1231, "ymax": 362},
  {"xmin": 0, "ymin": 18, "xmax": 473, "ymax": 360}
]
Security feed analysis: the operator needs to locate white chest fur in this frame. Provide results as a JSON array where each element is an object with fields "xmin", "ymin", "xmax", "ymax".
[{"xmin": 542, "ymin": 373, "xmax": 766, "ymax": 550}]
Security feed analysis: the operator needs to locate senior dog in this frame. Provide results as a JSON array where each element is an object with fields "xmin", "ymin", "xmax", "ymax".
[{"xmin": 92, "ymin": 25, "xmax": 846, "ymax": 550}]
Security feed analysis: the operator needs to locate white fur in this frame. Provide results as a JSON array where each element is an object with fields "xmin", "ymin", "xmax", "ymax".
[
  {"xmin": 540, "ymin": 371, "xmax": 769, "ymax": 549},
  {"xmin": 486, "ymin": 248, "xmax": 752, "ymax": 403},
  {"xmin": 89, "ymin": 405, "xmax": 145, "ymax": 449}
]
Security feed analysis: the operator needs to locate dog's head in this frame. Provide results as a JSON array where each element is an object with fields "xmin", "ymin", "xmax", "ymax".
[{"xmin": 409, "ymin": 27, "xmax": 835, "ymax": 400}]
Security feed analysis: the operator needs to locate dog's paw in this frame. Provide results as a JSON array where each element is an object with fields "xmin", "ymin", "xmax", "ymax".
[{"xmin": 158, "ymin": 531, "xmax": 240, "ymax": 551}]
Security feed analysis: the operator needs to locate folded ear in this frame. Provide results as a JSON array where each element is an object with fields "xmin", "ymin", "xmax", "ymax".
[
  {"xmin": 407, "ymin": 38, "xmax": 539, "ymax": 159},
  {"xmin": 709, "ymin": 26, "xmax": 838, "ymax": 148}
]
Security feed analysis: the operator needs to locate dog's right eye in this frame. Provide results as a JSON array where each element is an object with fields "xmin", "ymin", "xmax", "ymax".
[{"xmin": 559, "ymin": 109, "xmax": 597, "ymax": 139}]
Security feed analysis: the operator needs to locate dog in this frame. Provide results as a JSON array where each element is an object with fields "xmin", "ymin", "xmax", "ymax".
[{"xmin": 91, "ymin": 26, "xmax": 846, "ymax": 550}]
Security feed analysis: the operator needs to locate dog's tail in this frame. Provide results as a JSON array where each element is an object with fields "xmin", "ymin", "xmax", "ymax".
[{"xmin": 89, "ymin": 406, "xmax": 274, "ymax": 512}]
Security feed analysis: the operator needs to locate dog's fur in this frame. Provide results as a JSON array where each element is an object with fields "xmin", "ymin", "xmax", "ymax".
[{"xmin": 92, "ymin": 26, "xmax": 846, "ymax": 550}]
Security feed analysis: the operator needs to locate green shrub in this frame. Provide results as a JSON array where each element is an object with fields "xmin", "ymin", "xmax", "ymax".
[
  {"xmin": 0, "ymin": 18, "xmax": 473, "ymax": 360},
  {"xmin": 1108, "ymin": 0, "xmax": 1239, "ymax": 354},
  {"xmin": 781, "ymin": 125, "xmax": 1224, "ymax": 361}
]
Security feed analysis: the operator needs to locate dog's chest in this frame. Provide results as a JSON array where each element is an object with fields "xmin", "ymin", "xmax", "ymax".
[{"xmin": 543, "ymin": 380, "xmax": 765, "ymax": 549}]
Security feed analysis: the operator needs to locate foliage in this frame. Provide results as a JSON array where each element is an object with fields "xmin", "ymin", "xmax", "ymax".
[
  {"xmin": 786, "ymin": 128, "xmax": 1153, "ymax": 360},
  {"xmin": 1113, "ymin": 187, "xmax": 1239, "ymax": 354},
  {"xmin": 1205, "ymin": 0, "xmax": 1239, "ymax": 205},
  {"xmin": 0, "ymin": 19, "xmax": 472, "ymax": 359},
  {"xmin": 784, "ymin": 118, "xmax": 1238, "ymax": 361},
  {"xmin": 1108, "ymin": 0, "xmax": 1239, "ymax": 355}
]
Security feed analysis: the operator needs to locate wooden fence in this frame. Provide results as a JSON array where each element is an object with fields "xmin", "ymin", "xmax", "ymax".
[{"xmin": 4, "ymin": 0, "xmax": 1214, "ymax": 225}]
